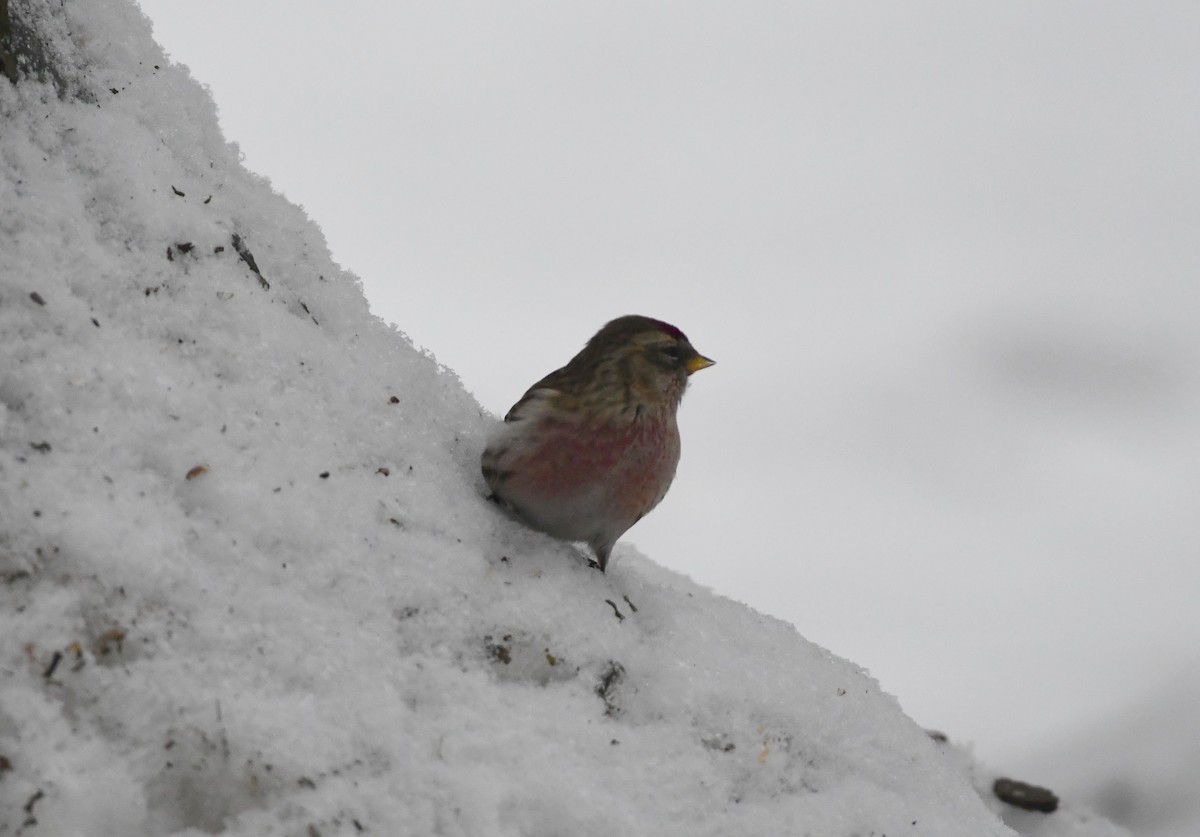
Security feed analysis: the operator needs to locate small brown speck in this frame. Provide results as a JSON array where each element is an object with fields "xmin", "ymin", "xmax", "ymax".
[
  {"xmin": 993, "ymin": 777, "xmax": 1059, "ymax": 813},
  {"xmin": 30, "ymin": 291, "xmax": 46, "ymax": 305},
  {"xmin": 319, "ymin": 471, "xmax": 330, "ymax": 479},
  {"xmin": 376, "ymin": 467, "xmax": 390, "ymax": 476},
  {"xmin": 185, "ymin": 464, "xmax": 209, "ymax": 480},
  {"xmin": 171, "ymin": 185, "xmax": 185, "ymax": 197},
  {"xmin": 389, "ymin": 396, "xmax": 400, "ymax": 404},
  {"xmin": 94, "ymin": 627, "xmax": 127, "ymax": 656}
]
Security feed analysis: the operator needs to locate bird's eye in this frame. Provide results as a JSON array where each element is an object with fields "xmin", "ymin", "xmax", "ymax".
[{"xmin": 659, "ymin": 345, "xmax": 682, "ymax": 361}]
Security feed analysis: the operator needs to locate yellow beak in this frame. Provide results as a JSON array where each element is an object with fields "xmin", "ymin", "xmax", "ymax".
[{"xmin": 686, "ymin": 354, "xmax": 716, "ymax": 375}]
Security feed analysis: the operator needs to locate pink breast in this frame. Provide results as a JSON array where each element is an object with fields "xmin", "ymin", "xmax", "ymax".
[{"xmin": 511, "ymin": 412, "xmax": 680, "ymax": 517}]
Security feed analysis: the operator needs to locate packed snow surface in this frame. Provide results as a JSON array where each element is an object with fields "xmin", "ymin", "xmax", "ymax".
[{"xmin": 1, "ymin": 1, "xmax": 1127, "ymax": 835}]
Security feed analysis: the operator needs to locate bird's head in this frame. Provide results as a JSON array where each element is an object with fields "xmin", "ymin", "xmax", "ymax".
[{"xmin": 570, "ymin": 315, "xmax": 714, "ymax": 416}]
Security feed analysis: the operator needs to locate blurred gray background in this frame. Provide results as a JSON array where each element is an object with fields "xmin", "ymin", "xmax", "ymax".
[{"xmin": 135, "ymin": 2, "xmax": 1200, "ymax": 831}]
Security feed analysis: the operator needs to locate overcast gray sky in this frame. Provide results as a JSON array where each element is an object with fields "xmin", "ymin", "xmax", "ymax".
[{"xmin": 137, "ymin": 0, "xmax": 1200, "ymax": 776}]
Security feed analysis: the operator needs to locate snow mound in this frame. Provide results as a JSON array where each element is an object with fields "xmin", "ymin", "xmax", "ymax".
[{"xmin": 0, "ymin": 1, "xmax": 1126, "ymax": 834}]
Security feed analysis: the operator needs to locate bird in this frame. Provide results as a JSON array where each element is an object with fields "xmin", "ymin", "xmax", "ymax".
[{"xmin": 482, "ymin": 315, "xmax": 714, "ymax": 572}]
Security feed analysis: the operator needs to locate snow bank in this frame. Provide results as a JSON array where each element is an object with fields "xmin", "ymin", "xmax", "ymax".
[{"xmin": 0, "ymin": 1, "xmax": 1126, "ymax": 834}]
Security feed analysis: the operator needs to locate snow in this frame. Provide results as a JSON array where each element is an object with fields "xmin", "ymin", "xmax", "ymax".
[{"xmin": 0, "ymin": 1, "xmax": 1128, "ymax": 835}]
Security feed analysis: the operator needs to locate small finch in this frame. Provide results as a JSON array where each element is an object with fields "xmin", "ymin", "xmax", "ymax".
[{"xmin": 482, "ymin": 315, "xmax": 714, "ymax": 572}]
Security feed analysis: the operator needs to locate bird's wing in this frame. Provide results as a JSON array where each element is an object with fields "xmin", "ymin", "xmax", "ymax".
[{"xmin": 503, "ymin": 385, "xmax": 561, "ymax": 423}]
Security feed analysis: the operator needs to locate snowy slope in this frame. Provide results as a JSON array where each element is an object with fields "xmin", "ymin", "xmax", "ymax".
[{"xmin": 0, "ymin": 1, "xmax": 1126, "ymax": 835}]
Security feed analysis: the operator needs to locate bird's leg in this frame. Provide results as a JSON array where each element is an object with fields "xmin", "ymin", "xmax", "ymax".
[{"xmin": 592, "ymin": 545, "xmax": 610, "ymax": 573}]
